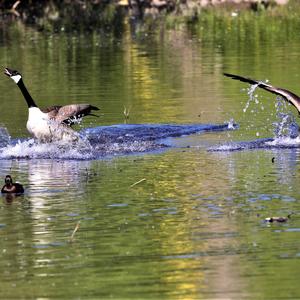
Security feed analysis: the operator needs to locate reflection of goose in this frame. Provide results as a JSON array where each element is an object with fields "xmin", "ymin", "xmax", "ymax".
[
  {"xmin": 4, "ymin": 67, "xmax": 100, "ymax": 142},
  {"xmin": 1, "ymin": 175, "xmax": 24, "ymax": 194},
  {"xmin": 224, "ymin": 73, "xmax": 300, "ymax": 113}
]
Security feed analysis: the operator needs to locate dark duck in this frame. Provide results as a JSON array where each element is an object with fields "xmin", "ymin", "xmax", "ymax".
[{"xmin": 1, "ymin": 175, "xmax": 24, "ymax": 194}]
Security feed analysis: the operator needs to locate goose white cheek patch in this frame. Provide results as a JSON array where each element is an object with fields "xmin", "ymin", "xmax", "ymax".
[{"xmin": 11, "ymin": 74, "xmax": 21, "ymax": 84}]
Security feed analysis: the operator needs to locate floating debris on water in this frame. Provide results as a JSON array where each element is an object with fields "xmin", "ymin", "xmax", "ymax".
[
  {"xmin": 130, "ymin": 178, "xmax": 146, "ymax": 188},
  {"xmin": 69, "ymin": 221, "xmax": 80, "ymax": 242}
]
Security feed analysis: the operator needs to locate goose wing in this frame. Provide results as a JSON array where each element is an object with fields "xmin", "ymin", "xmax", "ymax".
[
  {"xmin": 224, "ymin": 73, "xmax": 300, "ymax": 114},
  {"xmin": 42, "ymin": 104, "xmax": 100, "ymax": 125}
]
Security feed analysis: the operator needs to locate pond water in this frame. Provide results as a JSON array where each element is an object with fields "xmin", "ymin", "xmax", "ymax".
[{"xmin": 0, "ymin": 17, "xmax": 300, "ymax": 299}]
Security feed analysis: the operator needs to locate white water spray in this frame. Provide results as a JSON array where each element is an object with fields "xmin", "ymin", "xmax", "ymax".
[
  {"xmin": 273, "ymin": 97, "xmax": 299, "ymax": 139},
  {"xmin": 243, "ymin": 83, "xmax": 259, "ymax": 113}
]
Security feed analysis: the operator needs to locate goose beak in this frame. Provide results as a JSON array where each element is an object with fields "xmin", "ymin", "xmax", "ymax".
[{"xmin": 4, "ymin": 68, "xmax": 12, "ymax": 77}]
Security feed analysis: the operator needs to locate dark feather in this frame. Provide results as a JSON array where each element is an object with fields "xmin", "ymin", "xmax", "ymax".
[{"xmin": 41, "ymin": 104, "xmax": 100, "ymax": 125}]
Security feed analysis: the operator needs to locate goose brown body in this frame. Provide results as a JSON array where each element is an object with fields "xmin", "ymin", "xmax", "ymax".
[{"xmin": 42, "ymin": 104, "xmax": 99, "ymax": 125}]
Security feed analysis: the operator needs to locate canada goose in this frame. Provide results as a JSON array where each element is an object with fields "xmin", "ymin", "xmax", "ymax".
[
  {"xmin": 1, "ymin": 175, "xmax": 24, "ymax": 194},
  {"xmin": 224, "ymin": 73, "xmax": 300, "ymax": 114},
  {"xmin": 4, "ymin": 67, "xmax": 100, "ymax": 142}
]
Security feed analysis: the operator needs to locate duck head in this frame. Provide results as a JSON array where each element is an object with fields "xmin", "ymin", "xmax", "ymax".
[
  {"xmin": 4, "ymin": 67, "xmax": 22, "ymax": 84},
  {"xmin": 4, "ymin": 175, "xmax": 13, "ymax": 187}
]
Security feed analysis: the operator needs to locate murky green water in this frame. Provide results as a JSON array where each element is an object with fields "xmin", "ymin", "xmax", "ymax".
[{"xmin": 0, "ymin": 17, "xmax": 300, "ymax": 299}]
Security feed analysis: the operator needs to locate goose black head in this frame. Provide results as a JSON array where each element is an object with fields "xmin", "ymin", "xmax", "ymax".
[{"xmin": 4, "ymin": 67, "xmax": 22, "ymax": 84}]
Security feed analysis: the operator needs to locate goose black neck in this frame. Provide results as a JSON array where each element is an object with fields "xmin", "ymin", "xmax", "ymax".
[{"xmin": 17, "ymin": 78, "xmax": 37, "ymax": 108}]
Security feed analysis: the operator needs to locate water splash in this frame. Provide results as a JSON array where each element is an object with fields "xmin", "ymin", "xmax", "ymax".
[
  {"xmin": 265, "ymin": 136, "xmax": 300, "ymax": 147},
  {"xmin": 227, "ymin": 118, "xmax": 236, "ymax": 130},
  {"xmin": 0, "ymin": 123, "xmax": 236, "ymax": 160},
  {"xmin": 0, "ymin": 126, "xmax": 11, "ymax": 147},
  {"xmin": 0, "ymin": 138, "xmax": 94, "ymax": 160},
  {"xmin": 273, "ymin": 97, "xmax": 299, "ymax": 139},
  {"xmin": 208, "ymin": 136, "xmax": 300, "ymax": 152},
  {"xmin": 243, "ymin": 83, "xmax": 259, "ymax": 113},
  {"xmin": 209, "ymin": 89, "xmax": 300, "ymax": 152}
]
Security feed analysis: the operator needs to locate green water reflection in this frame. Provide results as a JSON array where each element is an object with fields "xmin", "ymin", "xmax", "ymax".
[{"xmin": 0, "ymin": 15, "xmax": 300, "ymax": 299}]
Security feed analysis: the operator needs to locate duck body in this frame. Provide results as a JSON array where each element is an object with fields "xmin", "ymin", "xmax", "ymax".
[
  {"xmin": 4, "ymin": 67, "xmax": 99, "ymax": 143},
  {"xmin": 264, "ymin": 215, "xmax": 291, "ymax": 223},
  {"xmin": 1, "ymin": 183, "xmax": 24, "ymax": 194}
]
